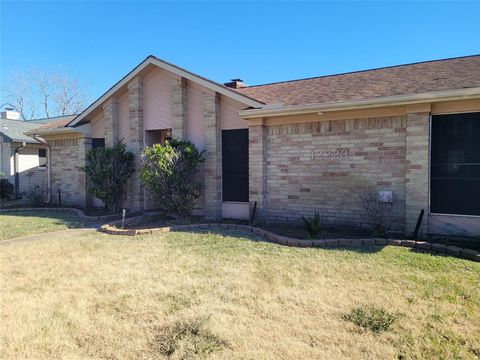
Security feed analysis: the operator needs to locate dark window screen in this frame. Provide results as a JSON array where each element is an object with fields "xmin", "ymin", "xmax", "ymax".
[
  {"xmin": 92, "ymin": 138, "xmax": 105, "ymax": 149},
  {"xmin": 431, "ymin": 112, "xmax": 480, "ymax": 215},
  {"xmin": 222, "ymin": 129, "xmax": 249, "ymax": 202},
  {"xmin": 38, "ymin": 149, "xmax": 47, "ymax": 167}
]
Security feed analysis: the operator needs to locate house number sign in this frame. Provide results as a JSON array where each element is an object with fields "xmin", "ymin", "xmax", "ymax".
[{"xmin": 311, "ymin": 149, "xmax": 349, "ymax": 160}]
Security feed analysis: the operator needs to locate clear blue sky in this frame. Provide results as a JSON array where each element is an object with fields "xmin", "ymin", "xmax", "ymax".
[{"xmin": 1, "ymin": 1, "xmax": 479, "ymax": 102}]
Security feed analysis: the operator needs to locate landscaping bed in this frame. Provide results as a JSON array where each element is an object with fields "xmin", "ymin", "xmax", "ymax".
[
  {"xmin": 1, "ymin": 225, "xmax": 480, "ymax": 359},
  {"xmin": 258, "ymin": 222, "xmax": 371, "ymax": 239},
  {"xmin": 99, "ymin": 215, "xmax": 480, "ymax": 262},
  {"xmin": 428, "ymin": 235, "xmax": 480, "ymax": 251}
]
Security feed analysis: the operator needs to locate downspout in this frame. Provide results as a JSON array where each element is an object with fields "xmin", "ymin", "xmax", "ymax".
[{"xmin": 13, "ymin": 142, "xmax": 26, "ymax": 198}]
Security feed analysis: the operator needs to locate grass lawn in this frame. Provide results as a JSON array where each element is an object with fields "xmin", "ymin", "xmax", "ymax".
[
  {"xmin": 0, "ymin": 210, "xmax": 93, "ymax": 240},
  {"xmin": 1, "ymin": 223, "xmax": 480, "ymax": 359}
]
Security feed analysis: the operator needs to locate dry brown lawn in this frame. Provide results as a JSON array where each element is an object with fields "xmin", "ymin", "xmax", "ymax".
[{"xmin": 1, "ymin": 225, "xmax": 480, "ymax": 359}]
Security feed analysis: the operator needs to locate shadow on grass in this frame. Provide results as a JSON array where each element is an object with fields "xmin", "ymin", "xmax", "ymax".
[{"xmin": 1, "ymin": 210, "xmax": 100, "ymax": 229}]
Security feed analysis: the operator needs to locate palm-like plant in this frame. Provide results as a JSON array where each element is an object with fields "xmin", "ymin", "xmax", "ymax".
[{"xmin": 302, "ymin": 212, "xmax": 321, "ymax": 238}]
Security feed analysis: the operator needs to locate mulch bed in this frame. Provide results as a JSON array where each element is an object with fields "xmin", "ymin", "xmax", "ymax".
[{"xmin": 257, "ymin": 222, "xmax": 372, "ymax": 240}]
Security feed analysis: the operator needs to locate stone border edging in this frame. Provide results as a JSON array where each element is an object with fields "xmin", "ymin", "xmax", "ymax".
[
  {"xmin": 100, "ymin": 222, "xmax": 480, "ymax": 262},
  {"xmin": 0, "ymin": 207, "xmax": 136, "ymax": 221}
]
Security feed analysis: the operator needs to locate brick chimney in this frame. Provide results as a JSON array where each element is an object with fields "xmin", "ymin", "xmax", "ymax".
[{"xmin": 224, "ymin": 79, "xmax": 247, "ymax": 89}]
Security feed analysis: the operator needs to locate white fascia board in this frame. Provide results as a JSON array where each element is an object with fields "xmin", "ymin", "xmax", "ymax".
[{"xmin": 239, "ymin": 87, "xmax": 480, "ymax": 118}]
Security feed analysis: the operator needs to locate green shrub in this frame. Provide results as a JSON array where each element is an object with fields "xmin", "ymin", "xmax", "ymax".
[
  {"xmin": 301, "ymin": 212, "xmax": 321, "ymax": 238},
  {"xmin": 140, "ymin": 139, "xmax": 205, "ymax": 217},
  {"xmin": 343, "ymin": 305, "xmax": 399, "ymax": 334},
  {"xmin": 0, "ymin": 179, "xmax": 14, "ymax": 199},
  {"xmin": 82, "ymin": 141, "xmax": 134, "ymax": 212}
]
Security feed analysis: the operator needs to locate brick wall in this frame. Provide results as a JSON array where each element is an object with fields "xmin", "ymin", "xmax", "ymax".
[
  {"xmin": 49, "ymin": 137, "xmax": 91, "ymax": 208},
  {"xmin": 249, "ymin": 124, "xmax": 267, "ymax": 220},
  {"xmin": 171, "ymin": 76, "xmax": 186, "ymax": 139},
  {"xmin": 261, "ymin": 116, "xmax": 408, "ymax": 230},
  {"xmin": 203, "ymin": 91, "xmax": 222, "ymax": 218},
  {"xmin": 126, "ymin": 76, "xmax": 145, "ymax": 210},
  {"xmin": 405, "ymin": 112, "xmax": 430, "ymax": 235},
  {"xmin": 104, "ymin": 97, "xmax": 119, "ymax": 147}
]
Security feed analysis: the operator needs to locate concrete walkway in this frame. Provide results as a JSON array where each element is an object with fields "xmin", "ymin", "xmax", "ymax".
[{"xmin": 0, "ymin": 228, "xmax": 98, "ymax": 246}]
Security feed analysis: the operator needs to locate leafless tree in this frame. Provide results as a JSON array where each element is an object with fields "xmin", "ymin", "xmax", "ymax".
[
  {"xmin": 359, "ymin": 192, "xmax": 396, "ymax": 237},
  {"xmin": 2, "ymin": 69, "xmax": 88, "ymax": 120}
]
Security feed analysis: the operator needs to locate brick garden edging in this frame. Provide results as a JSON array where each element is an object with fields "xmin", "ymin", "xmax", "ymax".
[{"xmin": 100, "ymin": 222, "xmax": 480, "ymax": 262}]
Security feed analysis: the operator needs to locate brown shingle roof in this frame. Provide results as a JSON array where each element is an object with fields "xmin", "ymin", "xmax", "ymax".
[
  {"xmin": 235, "ymin": 55, "xmax": 480, "ymax": 106},
  {"xmin": 33, "ymin": 115, "xmax": 76, "ymax": 131}
]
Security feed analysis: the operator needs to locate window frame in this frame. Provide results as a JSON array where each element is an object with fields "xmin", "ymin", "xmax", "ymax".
[
  {"xmin": 429, "ymin": 111, "xmax": 480, "ymax": 217},
  {"xmin": 92, "ymin": 138, "xmax": 106, "ymax": 149},
  {"xmin": 221, "ymin": 129, "xmax": 249, "ymax": 203},
  {"xmin": 38, "ymin": 148, "xmax": 47, "ymax": 169}
]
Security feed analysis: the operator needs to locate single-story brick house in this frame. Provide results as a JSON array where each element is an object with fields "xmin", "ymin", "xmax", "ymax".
[{"xmin": 31, "ymin": 55, "xmax": 480, "ymax": 236}]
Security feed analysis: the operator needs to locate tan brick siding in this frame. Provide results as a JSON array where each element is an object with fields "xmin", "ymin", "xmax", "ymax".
[
  {"xmin": 171, "ymin": 76, "xmax": 186, "ymax": 139},
  {"xmin": 262, "ymin": 116, "xmax": 408, "ymax": 230},
  {"xmin": 248, "ymin": 124, "xmax": 267, "ymax": 220},
  {"xmin": 104, "ymin": 98, "xmax": 119, "ymax": 147},
  {"xmin": 50, "ymin": 137, "xmax": 90, "ymax": 208},
  {"xmin": 405, "ymin": 112, "xmax": 430, "ymax": 235},
  {"xmin": 202, "ymin": 91, "xmax": 222, "ymax": 218},
  {"xmin": 125, "ymin": 77, "xmax": 144, "ymax": 210}
]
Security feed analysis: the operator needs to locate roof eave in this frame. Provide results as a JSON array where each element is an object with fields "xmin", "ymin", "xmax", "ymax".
[
  {"xmin": 239, "ymin": 87, "xmax": 480, "ymax": 119},
  {"xmin": 10, "ymin": 138, "xmax": 43, "ymax": 144},
  {"xmin": 25, "ymin": 127, "xmax": 81, "ymax": 137}
]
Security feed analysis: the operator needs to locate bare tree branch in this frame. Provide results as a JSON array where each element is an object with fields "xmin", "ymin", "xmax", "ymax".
[{"xmin": 2, "ymin": 69, "xmax": 88, "ymax": 119}]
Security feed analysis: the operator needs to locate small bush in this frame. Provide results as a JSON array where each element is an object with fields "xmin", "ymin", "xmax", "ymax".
[
  {"xmin": 302, "ymin": 212, "xmax": 321, "ymax": 238},
  {"xmin": 140, "ymin": 139, "xmax": 205, "ymax": 217},
  {"xmin": 23, "ymin": 186, "xmax": 47, "ymax": 206},
  {"xmin": 82, "ymin": 141, "xmax": 134, "ymax": 213},
  {"xmin": 360, "ymin": 192, "xmax": 395, "ymax": 237},
  {"xmin": 343, "ymin": 305, "xmax": 399, "ymax": 334},
  {"xmin": 154, "ymin": 316, "xmax": 228, "ymax": 358},
  {"xmin": 0, "ymin": 179, "xmax": 14, "ymax": 199}
]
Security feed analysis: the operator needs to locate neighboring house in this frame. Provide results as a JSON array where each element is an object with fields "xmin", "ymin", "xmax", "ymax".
[
  {"xmin": 31, "ymin": 55, "xmax": 480, "ymax": 236},
  {"xmin": 0, "ymin": 109, "xmax": 75, "ymax": 199}
]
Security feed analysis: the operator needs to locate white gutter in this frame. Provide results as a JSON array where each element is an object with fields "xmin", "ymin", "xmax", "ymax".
[{"xmin": 239, "ymin": 87, "xmax": 480, "ymax": 118}]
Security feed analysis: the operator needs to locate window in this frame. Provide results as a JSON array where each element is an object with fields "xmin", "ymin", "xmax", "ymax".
[
  {"xmin": 92, "ymin": 138, "xmax": 105, "ymax": 149},
  {"xmin": 222, "ymin": 129, "xmax": 249, "ymax": 202},
  {"xmin": 430, "ymin": 112, "xmax": 480, "ymax": 216},
  {"xmin": 38, "ymin": 148, "xmax": 47, "ymax": 168}
]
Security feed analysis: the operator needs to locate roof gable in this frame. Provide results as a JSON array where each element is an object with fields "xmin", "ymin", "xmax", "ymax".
[{"xmin": 68, "ymin": 56, "xmax": 264, "ymax": 127}]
